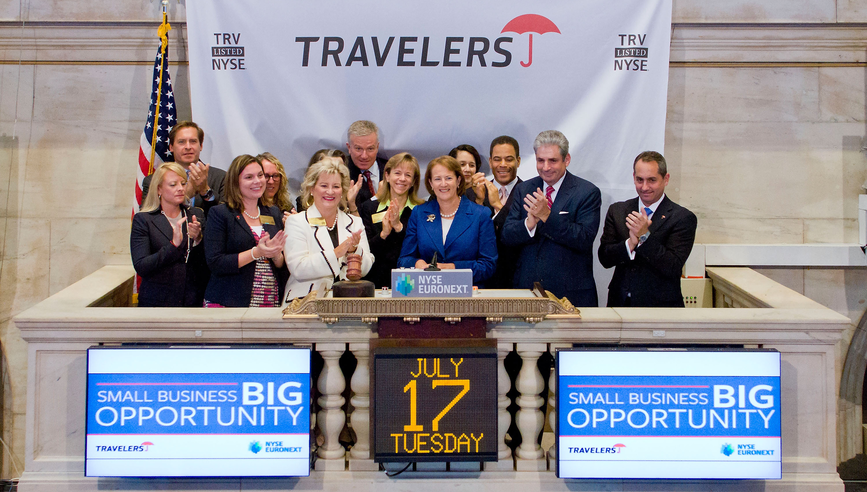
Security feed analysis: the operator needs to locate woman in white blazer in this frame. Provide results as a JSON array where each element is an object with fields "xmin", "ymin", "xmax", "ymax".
[{"xmin": 283, "ymin": 156, "xmax": 373, "ymax": 302}]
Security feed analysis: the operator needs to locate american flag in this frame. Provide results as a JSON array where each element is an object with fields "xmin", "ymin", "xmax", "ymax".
[{"xmin": 135, "ymin": 35, "xmax": 177, "ymax": 211}]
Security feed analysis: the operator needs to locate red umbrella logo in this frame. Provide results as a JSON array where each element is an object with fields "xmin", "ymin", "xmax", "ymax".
[
  {"xmin": 614, "ymin": 443, "xmax": 626, "ymax": 453},
  {"xmin": 501, "ymin": 14, "xmax": 561, "ymax": 67},
  {"xmin": 141, "ymin": 441, "xmax": 154, "ymax": 451}
]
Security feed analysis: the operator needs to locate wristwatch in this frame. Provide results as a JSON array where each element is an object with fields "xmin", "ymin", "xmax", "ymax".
[
  {"xmin": 638, "ymin": 232, "xmax": 650, "ymax": 246},
  {"xmin": 200, "ymin": 188, "xmax": 215, "ymax": 201}
]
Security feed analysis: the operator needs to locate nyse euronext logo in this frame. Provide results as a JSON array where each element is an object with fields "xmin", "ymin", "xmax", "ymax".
[
  {"xmin": 295, "ymin": 14, "xmax": 560, "ymax": 68},
  {"xmin": 396, "ymin": 275, "xmax": 415, "ymax": 296},
  {"xmin": 721, "ymin": 443, "xmax": 734, "ymax": 456}
]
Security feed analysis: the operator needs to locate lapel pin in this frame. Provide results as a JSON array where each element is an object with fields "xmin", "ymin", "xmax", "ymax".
[{"xmin": 426, "ymin": 214, "xmax": 435, "ymax": 222}]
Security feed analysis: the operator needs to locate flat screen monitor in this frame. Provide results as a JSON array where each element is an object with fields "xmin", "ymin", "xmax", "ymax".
[
  {"xmin": 86, "ymin": 346, "xmax": 311, "ymax": 477},
  {"xmin": 557, "ymin": 348, "xmax": 781, "ymax": 480}
]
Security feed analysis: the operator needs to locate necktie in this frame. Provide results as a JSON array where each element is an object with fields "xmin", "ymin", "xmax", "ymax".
[
  {"xmin": 362, "ymin": 170, "xmax": 375, "ymax": 195},
  {"xmin": 644, "ymin": 207, "xmax": 653, "ymax": 217},
  {"xmin": 499, "ymin": 186, "xmax": 508, "ymax": 203},
  {"xmin": 546, "ymin": 185, "xmax": 554, "ymax": 208}
]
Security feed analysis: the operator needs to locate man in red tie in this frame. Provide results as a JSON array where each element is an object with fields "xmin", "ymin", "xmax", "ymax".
[
  {"xmin": 345, "ymin": 120, "xmax": 388, "ymax": 213},
  {"xmin": 501, "ymin": 130, "xmax": 602, "ymax": 306},
  {"xmin": 598, "ymin": 151, "xmax": 697, "ymax": 307}
]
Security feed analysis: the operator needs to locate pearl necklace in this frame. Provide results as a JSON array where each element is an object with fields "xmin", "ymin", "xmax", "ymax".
[
  {"xmin": 440, "ymin": 206, "xmax": 458, "ymax": 219},
  {"xmin": 243, "ymin": 209, "xmax": 261, "ymax": 220}
]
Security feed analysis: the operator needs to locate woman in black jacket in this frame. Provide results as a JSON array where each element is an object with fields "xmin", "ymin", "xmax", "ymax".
[
  {"xmin": 203, "ymin": 154, "xmax": 288, "ymax": 307},
  {"xmin": 358, "ymin": 153, "xmax": 423, "ymax": 288},
  {"xmin": 130, "ymin": 162, "xmax": 207, "ymax": 306}
]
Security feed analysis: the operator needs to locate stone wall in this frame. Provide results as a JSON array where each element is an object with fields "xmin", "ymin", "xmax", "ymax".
[{"xmin": 1, "ymin": 0, "xmax": 867, "ymax": 478}]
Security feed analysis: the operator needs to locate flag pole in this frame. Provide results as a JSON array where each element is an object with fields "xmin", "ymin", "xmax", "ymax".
[{"xmin": 148, "ymin": 0, "xmax": 172, "ymax": 175}]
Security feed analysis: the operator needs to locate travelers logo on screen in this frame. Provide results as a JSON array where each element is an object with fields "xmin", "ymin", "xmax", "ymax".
[
  {"xmin": 294, "ymin": 14, "xmax": 561, "ymax": 69},
  {"xmin": 721, "ymin": 443, "xmax": 734, "ymax": 456},
  {"xmin": 396, "ymin": 275, "xmax": 415, "ymax": 296},
  {"xmin": 141, "ymin": 441, "xmax": 154, "ymax": 451},
  {"xmin": 613, "ymin": 443, "xmax": 625, "ymax": 453},
  {"xmin": 249, "ymin": 441, "xmax": 262, "ymax": 454}
]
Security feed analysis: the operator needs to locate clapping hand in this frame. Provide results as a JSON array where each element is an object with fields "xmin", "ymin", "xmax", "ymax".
[
  {"xmin": 187, "ymin": 215, "xmax": 202, "ymax": 242},
  {"xmin": 483, "ymin": 180, "xmax": 504, "ymax": 212},
  {"xmin": 256, "ymin": 230, "xmax": 286, "ymax": 259},
  {"xmin": 334, "ymin": 229, "xmax": 363, "ymax": 258},
  {"xmin": 170, "ymin": 216, "xmax": 187, "ymax": 247},
  {"xmin": 187, "ymin": 162, "xmax": 211, "ymax": 196},
  {"xmin": 347, "ymin": 179, "xmax": 364, "ymax": 212},
  {"xmin": 625, "ymin": 207, "xmax": 651, "ymax": 250},
  {"xmin": 380, "ymin": 200, "xmax": 402, "ymax": 239},
  {"xmin": 523, "ymin": 188, "xmax": 551, "ymax": 228}
]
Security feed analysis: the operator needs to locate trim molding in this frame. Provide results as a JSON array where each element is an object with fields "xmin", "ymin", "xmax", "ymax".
[{"xmin": 1, "ymin": 22, "xmax": 866, "ymax": 65}]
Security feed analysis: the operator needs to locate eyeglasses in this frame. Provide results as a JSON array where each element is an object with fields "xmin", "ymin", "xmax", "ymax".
[{"xmin": 264, "ymin": 174, "xmax": 281, "ymax": 181}]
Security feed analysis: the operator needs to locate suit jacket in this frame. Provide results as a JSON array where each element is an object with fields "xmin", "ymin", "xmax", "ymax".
[
  {"xmin": 397, "ymin": 197, "xmax": 498, "ymax": 285},
  {"xmin": 142, "ymin": 165, "xmax": 227, "ymax": 216},
  {"xmin": 598, "ymin": 196, "xmax": 697, "ymax": 307},
  {"xmin": 359, "ymin": 198, "xmax": 415, "ymax": 289},
  {"xmin": 283, "ymin": 205, "xmax": 374, "ymax": 301},
  {"xmin": 130, "ymin": 206, "xmax": 208, "ymax": 307},
  {"xmin": 501, "ymin": 172, "xmax": 601, "ymax": 306},
  {"xmin": 348, "ymin": 156, "xmax": 388, "ymax": 210},
  {"xmin": 203, "ymin": 203, "xmax": 288, "ymax": 307},
  {"xmin": 487, "ymin": 177, "xmax": 522, "ymax": 289}
]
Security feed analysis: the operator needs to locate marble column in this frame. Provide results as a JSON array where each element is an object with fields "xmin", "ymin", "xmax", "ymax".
[
  {"xmin": 314, "ymin": 343, "xmax": 347, "ymax": 471},
  {"xmin": 515, "ymin": 342, "xmax": 546, "ymax": 471}
]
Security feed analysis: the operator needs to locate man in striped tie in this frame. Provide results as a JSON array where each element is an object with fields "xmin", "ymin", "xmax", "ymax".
[
  {"xmin": 501, "ymin": 130, "xmax": 602, "ymax": 306},
  {"xmin": 598, "ymin": 151, "xmax": 697, "ymax": 307}
]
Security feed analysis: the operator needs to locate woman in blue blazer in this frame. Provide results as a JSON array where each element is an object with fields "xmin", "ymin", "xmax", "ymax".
[
  {"xmin": 204, "ymin": 155, "xmax": 288, "ymax": 307},
  {"xmin": 398, "ymin": 155, "xmax": 497, "ymax": 285}
]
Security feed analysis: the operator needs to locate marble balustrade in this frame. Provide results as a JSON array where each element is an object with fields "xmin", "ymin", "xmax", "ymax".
[{"xmin": 12, "ymin": 265, "xmax": 851, "ymax": 491}]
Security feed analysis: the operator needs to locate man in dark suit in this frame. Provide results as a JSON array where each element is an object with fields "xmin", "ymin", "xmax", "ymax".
[
  {"xmin": 502, "ymin": 130, "xmax": 601, "ymax": 306},
  {"xmin": 141, "ymin": 121, "xmax": 226, "ymax": 215},
  {"xmin": 487, "ymin": 135, "xmax": 523, "ymax": 289},
  {"xmin": 345, "ymin": 120, "xmax": 387, "ymax": 213},
  {"xmin": 598, "ymin": 151, "xmax": 697, "ymax": 307}
]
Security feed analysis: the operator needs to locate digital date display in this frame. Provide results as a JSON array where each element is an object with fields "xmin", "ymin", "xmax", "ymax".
[{"xmin": 372, "ymin": 346, "xmax": 497, "ymax": 462}]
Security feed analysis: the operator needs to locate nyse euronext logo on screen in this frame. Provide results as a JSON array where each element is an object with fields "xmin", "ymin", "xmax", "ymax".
[{"xmin": 249, "ymin": 440, "xmax": 302, "ymax": 454}]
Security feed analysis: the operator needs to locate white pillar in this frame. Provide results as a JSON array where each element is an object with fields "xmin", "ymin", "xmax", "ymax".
[
  {"xmin": 314, "ymin": 343, "xmax": 347, "ymax": 470},
  {"xmin": 515, "ymin": 342, "xmax": 546, "ymax": 471},
  {"xmin": 486, "ymin": 342, "xmax": 515, "ymax": 471},
  {"xmin": 348, "ymin": 342, "xmax": 377, "ymax": 471}
]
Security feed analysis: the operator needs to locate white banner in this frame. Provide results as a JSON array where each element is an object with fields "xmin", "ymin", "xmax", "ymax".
[{"xmin": 186, "ymin": 0, "xmax": 672, "ymax": 303}]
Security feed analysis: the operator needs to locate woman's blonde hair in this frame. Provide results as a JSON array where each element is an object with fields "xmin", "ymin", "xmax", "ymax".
[
  {"xmin": 140, "ymin": 162, "xmax": 188, "ymax": 213},
  {"xmin": 375, "ymin": 152, "xmax": 422, "ymax": 206},
  {"xmin": 300, "ymin": 157, "xmax": 351, "ymax": 212},
  {"xmin": 257, "ymin": 152, "xmax": 293, "ymax": 212}
]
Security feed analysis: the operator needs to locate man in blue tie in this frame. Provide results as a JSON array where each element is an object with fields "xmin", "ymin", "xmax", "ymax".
[
  {"xmin": 501, "ymin": 130, "xmax": 602, "ymax": 306},
  {"xmin": 598, "ymin": 151, "xmax": 697, "ymax": 307}
]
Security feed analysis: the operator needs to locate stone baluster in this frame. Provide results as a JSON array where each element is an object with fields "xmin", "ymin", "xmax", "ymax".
[
  {"xmin": 348, "ymin": 342, "xmax": 377, "ymax": 471},
  {"xmin": 547, "ymin": 343, "xmax": 570, "ymax": 465},
  {"xmin": 315, "ymin": 343, "xmax": 347, "ymax": 470},
  {"xmin": 515, "ymin": 343, "xmax": 546, "ymax": 471},
  {"xmin": 485, "ymin": 342, "xmax": 514, "ymax": 471}
]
